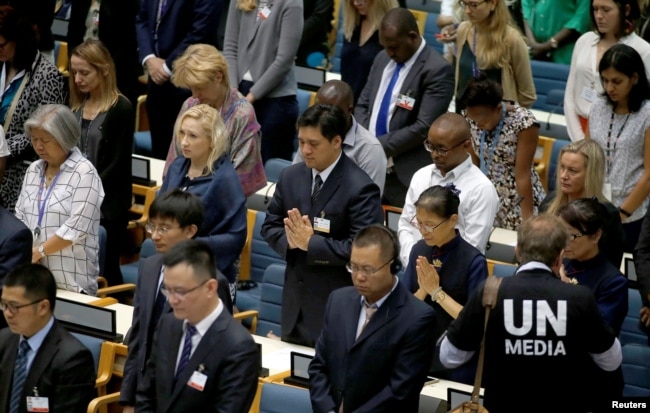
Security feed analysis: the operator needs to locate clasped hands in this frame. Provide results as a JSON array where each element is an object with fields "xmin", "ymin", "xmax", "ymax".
[
  {"xmin": 284, "ymin": 208, "xmax": 313, "ymax": 251},
  {"xmin": 416, "ymin": 256, "xmax": 440, "ymax": 296}
]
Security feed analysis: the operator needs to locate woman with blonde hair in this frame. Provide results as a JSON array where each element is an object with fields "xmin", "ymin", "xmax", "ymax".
[
  {"xmin": 539, "ymin": 139, "xmax": 625, "ymax": 266},
  {"xmin": 69, "ymin": 38, "xmax": 134, "ymax": 286},
  {"xmin": 340, "ymin": 0, "xmax": 399, "ymax": 101},
  {"xmin": 223, "ymin": 0, "xmax": 303, "ymax": 162},
  {"xmin": 161, "ymin": 104, "xmax": 247, "ymax": 289},
  {"xmin": 164, "ymin": 43, "xmax": 266, "ymax": 196},
  {"xmin": 453, "ymin": 0, "xmax": 536, "ymax": 110}
]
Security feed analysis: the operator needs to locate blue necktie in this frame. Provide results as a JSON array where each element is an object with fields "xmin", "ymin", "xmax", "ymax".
[
  {"xmin": 175, "ymin": 324, "xmax": 197, "ymax": 382},
  {"xmin": 312, "ymin": 174, "xmax": 323, "ymax": 203},
  {"xmin": 375, "ymin": 62, "xmax": 404, "ymax": 137},
  {"xmin": 9, "ymin": 340, "xmax": 30, "ymax": 413}
]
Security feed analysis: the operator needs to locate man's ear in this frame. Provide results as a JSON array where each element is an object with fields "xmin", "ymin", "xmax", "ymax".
[{"xmin": 185, "ymin": 224, "xmax": 199, "ymax": 239}]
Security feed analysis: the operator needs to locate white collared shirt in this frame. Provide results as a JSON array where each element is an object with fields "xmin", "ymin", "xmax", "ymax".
[
  {"xmin": 174, "ymin": 299, "xmax": 224, "ymax": 372},
  {"xmin": 311, "ymin": 152, "xmax": 342, "ymax": 192},
  {"xmin": 355, "ymin": 277, "xmax": 399, "ymax": 337},
  {"xmin": 369, "ymin": 38, "xmax": 427, "ymax": 137},
  {"xmin": 397, "ymin": 155, "xmax": 499, "ymax": 266}
]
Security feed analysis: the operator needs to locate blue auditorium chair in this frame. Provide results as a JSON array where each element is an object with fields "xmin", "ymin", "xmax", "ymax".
[{"xmin": 259, "ymin": 382, "xmax": 312, "ymax": 413}]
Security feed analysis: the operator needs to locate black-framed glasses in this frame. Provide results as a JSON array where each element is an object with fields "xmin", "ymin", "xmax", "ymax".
[
  {"xmin": 160, "ymin": 279, "xmax": 209, "ymax": 300},
  {"xmin": 0, "ymin": 299, "xmax": 45, "ymax": 314},
  {"xmin": 569, "ymin": 233, "xmax": 585, "ymax": 241},
  {"xmin": 346, "ymin": 259, "xmax": 393, "ymax": 277},
  {"xmin": 410, "ymin": 216, "xmax": 449, "ymax": 233},
  {"xmin": 423, "ymin": 139, "xmax": 467, "ymax": 156},
  {"xmin": 458, "ymin": 0, "xmax": 487, "ymax": 9}
]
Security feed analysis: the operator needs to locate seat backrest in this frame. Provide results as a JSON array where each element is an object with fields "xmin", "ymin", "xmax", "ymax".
[
  {"xmin": 620, "ymin": 288, "xmax": 647, "ymax": 346},
  {"xmin": 383, "ymin": 205, "xmax": 403, "ymax": 232},
  {"xmin": 547, "ymin": 138, "xmax": 569, "ymax": 193},
  {"xmin": 259, "ymin": 382, "xmax": 312, "ymax": 413},
  {"xmin": 533, "ymin": 136, "xmax": 555, "ymax": 192},
  {"xmin": 487, "ymin": 259, "xmax": 517, "ymax": 277},
  {"xmin": 621, "ymin": 343, "xmax": 650, "ymax": 397},
  {"xmin": 297, "ymin": 89, "xmax": 316, "ymax": 116},
  {"xmin": 423, "ymin": 12, "xmax": 444, "ymax": 56},
  {"xmin": 530, "ymin": 60, "xmax": 570, "ymax": 114},
  {"xmin": 71, "ymin": 332, "xmax": 104, "ymax": 373},
  {"xmin": 407, "ymin": 0, "xmax": 441, "ymax": 13},
  {"xmin": 264, "ymin": 158, "xmax": 293, "ymax": 183},
  {"xmin": 251, "ymin": 211, "xmax": 285, "ymax": 284},
  {"xmin": 408, "ymin": 9, "xmax": 428, "ymax": 34},
  {"xmin": 256, "ymin": 263, "xmax": 286, "ymax": 338}
]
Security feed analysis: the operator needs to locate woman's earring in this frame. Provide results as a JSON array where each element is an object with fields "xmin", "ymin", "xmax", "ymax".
[{"xmin": 626, "ymin": 19, "xmax": 634, "ymax": 34}]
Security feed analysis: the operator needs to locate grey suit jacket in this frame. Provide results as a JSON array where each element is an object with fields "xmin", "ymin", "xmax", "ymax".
[
  {"xmin": 120, "ymin": 254, "xmax": 233, "ymax": 405},
  {"xmin": 223, "ymin": 0, "xmax": 303, "ymax": 99},
  {"xmin": 135, "ymin": 311, "xmax": 260, "ymax": 413},
  {"xmin": 355, "ymin": 45, "xmax": 454, "ymax": 187},
  {"xmin": 0, "ymin": 320, "xmax": 96, "ymax": 413}
]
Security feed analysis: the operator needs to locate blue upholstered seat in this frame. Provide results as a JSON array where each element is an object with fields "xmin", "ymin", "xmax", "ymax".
[{"xmin": 259, "ymin": 382, "xmax": 312, "ymax": 413}]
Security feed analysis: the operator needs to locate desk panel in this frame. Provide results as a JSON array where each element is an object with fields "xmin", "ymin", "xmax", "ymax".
[
  {"xmin": 106, "ymin": 303, "xmax": 134, "ymax": 338},
  {"xmin": 56, "ymin": 289, "xmax": 99, "ymax": 303}
]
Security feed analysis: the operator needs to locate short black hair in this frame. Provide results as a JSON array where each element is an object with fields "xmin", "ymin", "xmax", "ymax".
[
  {"xmin": 353, "ymin": 225, "xmax": 400, "ymax": 261},
  {"xmin": 0, "ymin": 7, "xmax": 38, "ymax": 71},
  {"xmin": 4, "ymin": 264, "xmax": 57, "ymax": 312},
  {"xmin": 558, "ymin": 198, "xmax": 606, "ymax": 236},
  {"xmin": 381, "ymin": 7, "xmax": 420, "ymax": 36},
  {"xmin": 459, "ymin": 73, "xmax": 503, "ymax": 108},
  {"xmin": 599, "ymin": 43, "xmax": 650, "ymax": 112},
  {"xmin": 163, "ymin": 240, "xmax": 216, "ymax": 282},
  {"xmin": 414, "ymin": 185, "xmax": 460, "ymax": 218},
  {"xmin": 150, "ymin": 189, "xmax": 205, "ymax": 228},
  {"xmin": 296, "ymin": 104, "xmax": 347, "ymax": 142}
]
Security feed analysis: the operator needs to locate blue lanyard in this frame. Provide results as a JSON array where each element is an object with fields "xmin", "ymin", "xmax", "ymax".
[
  {"xmin": 36, "ymin": 167, "xmax": 63, "ymax": 230},
  {"xmin": 472, "ymin": 27, "xmax": 480, "ymax": 77},
  {"xmin": 479, "ymin": 103, "xmax": 507, "ymax": 175}
]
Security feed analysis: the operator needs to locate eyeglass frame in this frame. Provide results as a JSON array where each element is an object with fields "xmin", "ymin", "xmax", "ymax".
[
  {"xmin": 346, "ymin": 259, "xmax": 394, "ymax": 277},
  {"xmin": 458, "ymin": 0, "xmax": 487, "ymax": 10},
  {"xmin": 423, "ymin": 139, "xmax": 467, "ymax": 156},
  {"xmin": 410, "ymin": 216, "xmax": 450, "ymax": 233},
  {"xmin": 0, "ymin": 298, "xmax": 45, "ymax": 315},
  {"xmin": 160, "ymin": 279, "xmax": 209, "ymax": 300},
  {"xmin": 145, "ymin": 223, "xmax": 180, "ymax": 236},
  {"xmin": 568, "ymin": 232, "xmax": 586, "ymax": 241}
]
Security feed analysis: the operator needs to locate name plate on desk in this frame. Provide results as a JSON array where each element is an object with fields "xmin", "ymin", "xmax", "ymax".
[{"xmin": 486, "ymin": 227, "xmax": 517, "ymax": 263}]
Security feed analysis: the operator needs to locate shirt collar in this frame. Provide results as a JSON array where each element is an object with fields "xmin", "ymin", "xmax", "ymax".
[
  {"xmin": 431, "ymin": 154, "xmax": 473, "ymax": 180},
  {"xmin": 312, "ymin": 151, "xmax": 342, "ymax": 184},
  {"xmin": 343, "ymin": 116, "xmax": 359, "ymax": 148},
  {"xmin": 185, "ymin": 299, "xmax": 224, "ymax": 338},
  {"xmin": 360, "ymin": 276, "xmax": 399, "ymax": 308},
  {"xmin": 517, "ymin": 261, "xmax": 552, "ymax": 274}
]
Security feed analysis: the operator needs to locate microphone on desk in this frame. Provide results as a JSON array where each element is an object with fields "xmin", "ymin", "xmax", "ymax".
[
  {"xmin": 544, "ymin": 89, "xmax": 565, "ymax": 132},
  {"xmin": 264, "ymin": 182, "xmax": 277, "ymax": 205}
]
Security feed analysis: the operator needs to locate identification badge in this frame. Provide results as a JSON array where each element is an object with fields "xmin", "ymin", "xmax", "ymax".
[
  {"xmin": 603, "ymin": 182, "xmax": 612, "ymax": 202},
  {"xmin": 313, "ymin": 217, "xmax": 331, "ymax": 233},
  {"xmin": 26, "ymin": 397, "xmax": 49, "ymax": 412},
  {"xmin": 580, "ymin": 86, "xmax": 597, "ymax": 103},
  {"xmin": 188, "ymin": 370, "xmax": 208, "ymax": 391},
  {"xmin": 258, "ymin": 6, "xmax": 271, "ymax": 19},
  {"xmin": 396, "ymin": 94, "xmax": 415, "ymax": 110}
]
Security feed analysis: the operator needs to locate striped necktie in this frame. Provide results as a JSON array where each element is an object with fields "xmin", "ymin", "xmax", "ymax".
[
  {"xmin": 9, "ymin": 340, "xmax": 30, "ymax": 413},
  {"xmin": 312, "ymin": 174, "xmax": 323, "ymax": 203},
  {"xmin": 175, "ymin": 324, "xmax": 197, "ymax": 382}
]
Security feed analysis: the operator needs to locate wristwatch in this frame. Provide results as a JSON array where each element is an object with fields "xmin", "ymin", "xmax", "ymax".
[
  {"xmin": 434, "ymin": 289, "xmax": 446, "ymax": 304},
  {"xmin": 38, "ymin": 244, "xmax": 46, "ymax": 258},
  {"xmin": 550, "ymin": 37, "xmax": 559, "ymax": 49}
]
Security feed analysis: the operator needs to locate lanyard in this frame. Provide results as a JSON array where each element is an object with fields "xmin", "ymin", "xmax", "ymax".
[
  {"xmin": 472, "ymin": 28, "xmax": 480, "ymax": 77},
  {"xmin": 479, "ymin": 103, "xmax": 507, "ymax": 174},
  {"xmin": 35, "ymin": 167, "xmax": 63, "ymax": 235},
  {"xmin": 605, "ymin": 110, "xmax": 630, "ymax": 177}
]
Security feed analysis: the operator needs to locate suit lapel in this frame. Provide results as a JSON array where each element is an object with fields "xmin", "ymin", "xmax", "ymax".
[
  {"xmin": 24, "ymin": 322, "xmax": 62, "ymax": 393},
  {"xmin": 309, "ymin": 156, "xmax": 345, "ymax": 217},
  {"xmin": 144, "ymin": 256, "xmax": 165, "ymax": 325},
  {"xmin": 246, "ymin": 8, "xmax": 263, "ymax": 49},
  {"xmin": 162, "ymin": 319, "xmax": 184, "ymax": 404},
  {"xmin": 368, "ymin": 55, "xmax": 391, "ymax": 109},
  {"xmin": 352, "ymin": 282, "xmax": 406, "ymax": 349},
  {"xmin": 398, "ymin": 47, "xmax": 429, "ymax": 96},
  {"xmin": 0, "ymin": 335, "xmax": 19, "ymax": 409}
]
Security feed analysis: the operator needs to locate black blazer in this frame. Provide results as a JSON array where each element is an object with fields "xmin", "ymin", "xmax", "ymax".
[
  {"xmin": 309, "ymin": 284, "xmax": 437, "ymax": 413},
  {"xmin": 355, "ymin": 45, "xmax": 454, "ymax": 187},
  {"xmin": 0, "ymin": 320, "xmax": 96, "ymax": 413},
  {"xmin": 262, "ymin": 154, "xmax": 384, "ymax": 343},
  {"xmin": 0, "ymin": 206, "xmax": 31, "ymax": 284}
]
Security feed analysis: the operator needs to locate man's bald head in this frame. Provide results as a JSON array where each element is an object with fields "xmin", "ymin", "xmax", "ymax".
[
  {"xmin": 425, "ymin": 113, "xmax": 472, "ymax": 175},
  {"xmin": 430, "ymin": 113, "xmax": 471, "ymax": 146},
  {"xmin": 316, "ymin": 80, "xmax": 354, "ymax": 112}
]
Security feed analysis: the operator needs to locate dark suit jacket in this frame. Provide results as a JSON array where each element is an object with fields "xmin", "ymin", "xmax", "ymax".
[
  {"xmin": 355, "ymin": 45, "xmax": 454, "ymax": 187},
  {"xmin": 0, "ymin": 206, "xmax": 31, "ymax": 285},
  {"xmin": 309, "ymin": 284, "xmax": 437, "ymax": 413},
  {"xmin": 135, "ymin": 310, "xmax": 259, "ymax": 413},
  {"xmin": 0, "ymin": 320, "xmax": 96, "ymax": 413},
  {"xmin": 136, "ymin": 0, "xmax": 222, "ymax": 67},
  {"xmin": 120, "ymin": 253, "xmax": 233, "ymax": 405},
  {"xmin": 261, "ymin": 154, "xmax": 384, "ymax": 343}
]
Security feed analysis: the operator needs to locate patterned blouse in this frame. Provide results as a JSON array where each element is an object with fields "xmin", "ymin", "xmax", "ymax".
[
  {"xmin": 15, "ymin": 148, "xmax": 105, "ymax": 295},
  {"xmin": 467, "ymin": 101, "xmax": 546, "ymax": 230},
  {"xmin": 164, "ymin": 88, "xmax": 267, "ymax": 196}
]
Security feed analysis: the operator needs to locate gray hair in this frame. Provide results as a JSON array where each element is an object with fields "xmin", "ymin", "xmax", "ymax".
[{"xmin": 24, "ymin": 104, "xmax": 80, "ymax": 152}]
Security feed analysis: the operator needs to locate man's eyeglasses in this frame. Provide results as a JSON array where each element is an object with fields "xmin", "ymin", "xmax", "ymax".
[
  {"xmin": 458, "ymin": 0, "xmax": 487, "ymax": 9},
  {"xmin": 346, "ymin": 259, "xmax": 393, "ymax": 277},
  {"xmin": 410, "ymin": 216, "xmax": 449, "ymax": 233},
  {"xmin": 145, "ymin": 223, "xmax": 178, "ymax": 236},
  {"xmin": 423, "ymin": 139, "xmax": 467, "ymax": 156},
  {"xmin": 0, "ymin": 299, "xmax": 44, "ymax": 314},
  {"xmin": 160, "ymin": 279, "xmax": 208, "ymax": 300}
]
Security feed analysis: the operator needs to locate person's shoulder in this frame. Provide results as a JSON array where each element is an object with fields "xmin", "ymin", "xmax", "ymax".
[
  {"xmin": 113, "ymin": 95, "xmax": 134, "ymax": 112},
  {"xmin": 0, "ymin": 327, "xmax": 15, "ymax": 345},
  {"xmin": 353, "ymin": 123, "xmax": 383, "ymax": 148}
]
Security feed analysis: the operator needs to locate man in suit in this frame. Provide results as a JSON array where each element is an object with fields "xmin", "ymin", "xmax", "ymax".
[
  {"xmin": 262, "ymin": 104, "xmax": 384, "ymax": 347},
  {"xmin": 309, "ymin": 225, "xmax": 436, "ymax": 412},
  {"xmin": 355, "ymin": 7, "xmax": 454, "ymax": 207},
  {"xmin": 136, "ymin": 240, "xmax": 259, "ymax": 413},
  {"xmin": 294, "ymin": 80, "xmax": 387, "ymax": 194},
  {"xmin": 135, "ymin": 0, "xmax": 222, "ymax": 159},
  {"xmin": 0, "ymin": 206, "xmax": 31, "ymax": 330},
  {"xmin": 120, "ymin": 190, "xmax": 232, "ymax": 412},
  {"xmin": 0, "ymin": 264, "xmax": 95, "ymax": 413},
  {"xmin": 440, "ymin": 215, "xmax": 623, "ymax": 412}
]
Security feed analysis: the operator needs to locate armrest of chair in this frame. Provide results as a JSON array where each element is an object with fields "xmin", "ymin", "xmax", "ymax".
[
  {"xmin": 87, "ymin": 392, "xmax": 121, "ymax": 413},
  {"xmin": 96, "ymin": 283, "xmax": 137, "ymax": 298},
  {"xmin": 89, "ymin": 297, "xmax": 118, "ymax": 307},
  {"xmin": 233, "ymin": 310, "xmax": 259, "ymax": 334}
]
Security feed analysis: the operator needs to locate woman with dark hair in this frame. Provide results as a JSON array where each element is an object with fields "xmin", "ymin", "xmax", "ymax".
[
  {"xmin": 565, "ymin": 0, "xmax": 650, "ymax": 141},
  {"xmin": 539, "ymin": 139, "xmax": 625, "ymax": 267},
  {"xmin": 402, "ymin": 184, "xmax": 487, "ymax": 384},
  {"xmin": 558, "ymin": 197, "xmax": 627, "ymax": 404},
  {"xmin": 69, "ymin": 39, "xmax": 134, "ymax": 286},
  {"xmin": 460, "ymin": 75, "xmax": 545, "ymax": 230},
  {"xmin": 586, "ymin": 43, "xmax": 650, "ymax": 252},
  {"xmin": 0, "ymin": 7, "xmax": 67, "ymax": 210}
]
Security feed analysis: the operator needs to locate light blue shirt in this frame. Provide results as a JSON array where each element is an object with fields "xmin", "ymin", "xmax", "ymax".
[{"xmin": 21, "ymin": 316, "xmax": 55, "ymax": 373}]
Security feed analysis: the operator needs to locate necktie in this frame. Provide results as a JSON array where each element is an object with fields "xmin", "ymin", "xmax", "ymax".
[
  {"xmin": 356, "ymin": 303, "xmax": 378, "ymax": 339},
  {"xmin": 375, "ymin": 62, "xmax": 404, "ymax": 137},
  {"xmin": 312, "ymin": 174, "xmax": 323, "ymax": 203},
  {"xmin": 9, "ymin": 340, "xmax": 30, "ymax": 413},
  {"xmin": 175, "ymin": 324, "xmax": 197, "ymax": 382}
]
